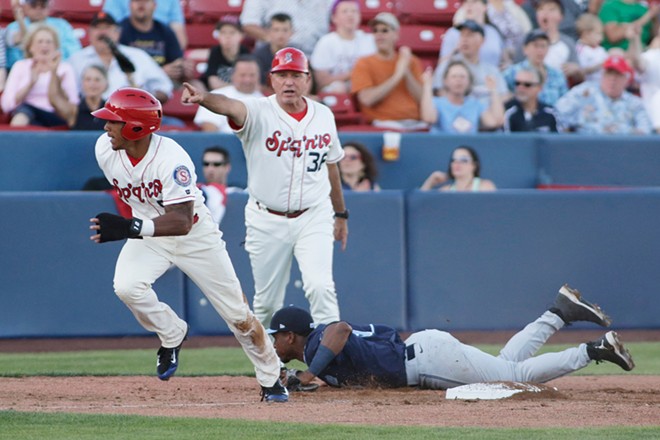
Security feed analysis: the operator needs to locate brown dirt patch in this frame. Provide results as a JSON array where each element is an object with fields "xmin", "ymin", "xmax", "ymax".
[{"xmin": 1, "ymin": 375, "xmax": 658, "ymax": 427}]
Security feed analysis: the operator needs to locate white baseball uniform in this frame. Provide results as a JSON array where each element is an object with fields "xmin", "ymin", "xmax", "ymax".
[
  {"xmin": 95, "ymin": 132, "xmax": 280, "ymax": 386},
  {"xmin": 233, "ymin": 95, "xmax": 344, "ymax": 326}
]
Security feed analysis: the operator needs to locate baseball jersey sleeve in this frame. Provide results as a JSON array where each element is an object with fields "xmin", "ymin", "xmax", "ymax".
[{"xmin": 157, "ymin": 138, "xmax": 198, "ymax": 207}]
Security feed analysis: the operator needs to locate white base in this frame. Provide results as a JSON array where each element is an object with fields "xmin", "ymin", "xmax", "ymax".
[{"xmin": 445, "ymin": 382, "xmax": 557, "ymax": 400}]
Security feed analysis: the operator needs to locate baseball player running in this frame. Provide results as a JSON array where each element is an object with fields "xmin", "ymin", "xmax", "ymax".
[
  {"xmin": 268, "ymin": 285, "xmax": 635, "ymax": 390},
  {"xmin": 88, "ymin": 87, "xmax": 288, "ymax": 402},
  {"xmin": 181, "ymin": 47, "xmax": 348, "ymax": 328}
]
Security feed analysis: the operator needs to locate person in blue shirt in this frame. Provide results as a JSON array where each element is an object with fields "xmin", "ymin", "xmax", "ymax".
[
  {"xmin": 103, "ymin": 0, "xmax": 187, "ymax": 49},
  {"xmin": 268, "ymin": 285, "xmax": 634, "ymax": 391},
  {"xmin": 5, "ymin": 0, "xmax": 81, "ymax": 70}
]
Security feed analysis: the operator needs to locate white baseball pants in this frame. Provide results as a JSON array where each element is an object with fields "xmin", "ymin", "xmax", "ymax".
[
  {"xmin": 404, "ymin": 311, "xmax": 591, "ymax": 389},
  {"xmin": 244, "ymin": 197, "xmax": 340, "ymax": 327},
  {"xmin": 112, "ymin": 212, "xmax": 280, "ymax": 386}
]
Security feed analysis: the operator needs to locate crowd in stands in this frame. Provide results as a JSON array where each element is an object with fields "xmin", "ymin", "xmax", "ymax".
[{"xmin": 0, "ymin": 0, "xmax": 657, "ymax": 135}]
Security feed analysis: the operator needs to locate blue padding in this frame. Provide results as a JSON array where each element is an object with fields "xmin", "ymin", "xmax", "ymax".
[
  {"xmin": 185, "ymin": 191, "xmax": 407, "ymax": 334},
  {"xmin": 406, "ymin": 189, "xmax": 660, "ymax": 331},
  {"xmin": 0, "ymin": 192, "xmax": 185, "ymax": 337}
]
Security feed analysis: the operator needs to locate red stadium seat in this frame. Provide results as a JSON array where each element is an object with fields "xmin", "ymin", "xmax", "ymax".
[
  {"xmin": 48, "ymin": 0, "xmax": 104, "ymax": 22},
  {"xmin": 185, "ymin": 0, "xmax": 244, "ymax": 24},
  {"xmin": 184, "ymin": 48, "xmax": 210, "ymax": 79},
  {"xmin": 186, "ymin": 22, "xmax": 217, "ymax": 49},
  {"xmin": 398, "ymin": 24, "xmax": 447, "ymax": 57},
  {"xmin": 395, "ymin": 0, "xmax": 461, "ymax": 25},
  {"xmin": 354, "ymin": 0, "xmax": 395, "ymax": 23},
  {"xmin": 318, "ymin": 93, "xmax": 365, "ymax": 127},
  {"xmin": 0, "ymin": 0, "xmax": 13, "ymax": 22},
  {"xmin": 162, "ymin": 88, "xmax": 199, "ymax": 124}
]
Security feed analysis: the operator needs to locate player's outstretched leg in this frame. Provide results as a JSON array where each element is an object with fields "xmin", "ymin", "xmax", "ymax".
[
  {"xmin": 156, "ymin": 325, "xmax": 189, "ymax": 381},
  {"xmin": 586, "ymin": 331, "xmax": 635, "ymax": 371},
  {"xmin": 550, "ymin": 284, "xmax": 611, "ymax": 327}
]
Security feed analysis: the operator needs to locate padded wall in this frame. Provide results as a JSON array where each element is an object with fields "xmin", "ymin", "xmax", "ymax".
[{"xmin": 406, "ymin": 190, "xmax": 660, "ymax": 331}]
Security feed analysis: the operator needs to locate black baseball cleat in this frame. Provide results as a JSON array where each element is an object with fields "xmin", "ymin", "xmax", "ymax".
[
  {"xmin": 260, "ymin": 378, "xmax": 289, "ymax": 403},
  {"xmin": 587, "ymin": 331, "xmax": 635, "ymax": 371},
  {"xmin": 551, "ymin": 284, "xmax": 611, "ymax": 327},
  {"xmin": 156, "ymin": 326, "xmax": 189, "ymax": 381}
]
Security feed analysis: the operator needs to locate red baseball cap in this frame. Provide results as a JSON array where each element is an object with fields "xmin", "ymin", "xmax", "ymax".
[{"xmin": 603, "ymin": 55, "xmax": 633, "ymax": 76}]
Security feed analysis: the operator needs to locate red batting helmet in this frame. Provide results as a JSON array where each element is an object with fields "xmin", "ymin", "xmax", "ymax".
[
  {"xmin": 92, "ymin": 87, "xmax": 162, "ymax": 141},
  {"xmin": 270, "ymin": 47, "xmax": 309, "ymax": 74}
]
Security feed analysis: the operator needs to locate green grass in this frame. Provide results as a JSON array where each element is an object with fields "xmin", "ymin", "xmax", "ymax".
[
  {"xmin": 0, "ymin": 411, "xmax": 658, "ymax": 440},
  {"xmin": 0, "ymin": 343, "xmax": 658, "ymax": 439},
  {"xmin": 0, "ymin": 342, "xmax": 657, "ymax": 377}
]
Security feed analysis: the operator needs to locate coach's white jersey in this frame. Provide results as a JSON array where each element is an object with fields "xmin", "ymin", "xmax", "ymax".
[
  {"xmin": 234, "ymin": 95, "xmax": 344, "ymax": 212},
  {"xmin": 95, "ymin": 133, "xmax": 207, "ymax": 220}
]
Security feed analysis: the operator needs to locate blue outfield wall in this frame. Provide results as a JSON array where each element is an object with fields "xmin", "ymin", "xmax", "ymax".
[
  {"xmin": 1, "ymin": 189, "xmax": 659, "ymax": 338},
  {"xmin": 1, "ymin": 132, "xmax": 660, "ymax": 192}
]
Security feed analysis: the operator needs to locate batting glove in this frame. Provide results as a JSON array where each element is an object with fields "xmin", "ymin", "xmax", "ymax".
[{"xmin": 96, "ymin": 212, "xmax": 143, "ymax": 243}]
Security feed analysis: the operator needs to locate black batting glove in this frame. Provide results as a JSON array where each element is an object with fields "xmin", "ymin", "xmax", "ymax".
[{"xmin": 96, "ymin": 212, "xmax": 143, "ymax": 243}]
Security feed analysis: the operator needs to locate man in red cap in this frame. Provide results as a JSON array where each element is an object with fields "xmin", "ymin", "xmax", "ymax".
[
  {"xmin": 554, "ymin": 54, "xmax": 652, "ymax": 134},
  {"xmin": 181, "ymin": 47, "xmax": 348, "ymax": 329}
]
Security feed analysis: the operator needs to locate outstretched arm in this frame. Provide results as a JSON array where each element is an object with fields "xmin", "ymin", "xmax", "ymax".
[
  {"xmin": 298, "ymin": 321, "xmax": 352, "ymax": 384},
  {"xmin": 181, "ymin": 82, "xmax": 248, "ymax": 127}
]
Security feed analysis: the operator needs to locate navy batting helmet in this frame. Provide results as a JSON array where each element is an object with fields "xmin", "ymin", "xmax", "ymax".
[{"xmin": 92, "ymin": 87, "xmax": 162, "ymax": 141}]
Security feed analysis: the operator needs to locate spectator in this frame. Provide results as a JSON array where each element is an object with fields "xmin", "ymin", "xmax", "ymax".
[
  {"xmin": 103, "ymin": 0, "xmax": 187, "ymax": 49},
  {"xmin": 351, "ymin": 12, "xmax": 425, "ymax": 129},
  {"xmin": 240, "ymin": 0, "xmax": 334, "ymax": 56},
  {"xmin": 599, "ymin": 0, "xmax": 659, "ymax": 50},
  {"xmin": 1, "ymin": 24, "xmax": 78, "ymax": 127},
  {"xmin": 48, "ymin": 64, "xmax": 107, "ymax": 130},
  {"xmin": 420, "ymin": 146, "xmax": 496, "ymax": 192},
  {"xmin": 639, "ymin": 28, "xmax": 660, "ymax": 122},
  {"xmin": 310, "ymin": 0, "xmax": 376, "ymax": 94},
  {"xmin": 194, "ymin": 56, "xmax": 264, "ymax": 132},
  {"xmin": 198, "ymin": 146, "xmax": 233, "ymax": 227},
  {"xmin": 338, "ymin": 141, "xmax": 381, "ymax": 191},
  {"xmin": 442, "ymin": 0, "xmax": 506, "ymax": 68},
  {"xmin": 554, "ymin": 54, "xmax": 652, "ymax": 134},
  {"xmin": 421, "ymin": 60, "xmax": 504, "ymax": 133},
  {"xmin": 575, "ymin": 13, "xmax": 609, "ymax": 83},
  {"xmin": 5, "ymin": 0, "xmax": 81, "ymax": 70},
  {"xmin": 68, "ymin": 12, "xmax": 173, "ymax": 103},
  {"xmin": 252, "ymin": 13, "xmax": 293, "ymax": 89},
  {"xmin": 484, "ymin": 0, "xmax": 533, "ymax": 63},
  {"xmin": 118, "ymin": 0, "xmax": 192, "ymax": 88},
  {"xmin": 521, "ymin": 0, "xmax": 584, "ymax": 40},
  {"xmin": 0, "ymin": 18, "xmax": 6, "ymax": 93},
  {"xmin": 504, "ymin": 66, "xmax": 558, "ymax": 132},
  {"xmin": 433, "ymin": 20, "xmax": 510, "ymax": 107},
  {"xmin": 532, "ymin": 0, "xmax": 583, "ymax": 84},
  {"xmin": 649, "ymin": 90, "xmax": 660, "ymax": 133},
  {"xmin": 503, "ymin": 29, "xmax": 568, "ymax": 106},
  {"xmin": 202, "ymin": 16, "xmax": 251, "ymax": 91}
]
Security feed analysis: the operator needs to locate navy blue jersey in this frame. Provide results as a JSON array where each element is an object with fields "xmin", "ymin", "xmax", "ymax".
[
  {"xmin": 119, "ymin": 19, "xmax": 182, "ymax": 66},
  {"xmin": 304, "ymin": 322, "xmax": 407, "ymax": 388}
]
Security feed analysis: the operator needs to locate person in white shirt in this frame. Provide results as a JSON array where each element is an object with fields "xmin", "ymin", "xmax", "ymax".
[
  {"xmin": 575, "ymin": 13, "xmax": 608, "ymax": 83},
  {"xmin": 194, "ymin": 56, "xmax": 264, "ymax": 132},
  {"xmin": 310, "ymin": 0, "xmax": 376, "ymax": 93},
  {"xmin": 68, "ymin": 12, "xmax": 173, "ymax": 102}
]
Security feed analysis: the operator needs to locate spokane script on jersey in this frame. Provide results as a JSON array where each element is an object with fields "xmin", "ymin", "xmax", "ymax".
[
  {"xmin": 113, "ymin": 178, "xmax": 163, "ymax": 204},
  {"xmin": 265, "ymin": 131, "xmax": 332, "ymax": 157}
]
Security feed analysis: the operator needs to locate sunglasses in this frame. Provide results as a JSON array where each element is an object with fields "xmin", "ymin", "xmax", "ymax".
[
  {"xmin": 203, "ymin": 161, "xmax": 227, "ymax": 167},
  {"xmin": 451, "ymin": 157, "xmax": 472, "ymax": 164},
  {"xmin": 515, "ymin": 81, "xmax": 539, "ymax": 88},
  {"xmin": 372, "ymin": 27, "xmax": 392, "ymax": 34}
]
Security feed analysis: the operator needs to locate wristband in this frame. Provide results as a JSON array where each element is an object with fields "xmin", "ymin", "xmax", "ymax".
[
  {"xmin": 307, "ymin": 345, "xmax": 336, "ymax": 376},
  {"xmin": 334, "ymin": 210, "xmax": 349, "ymax": 220},
  {"xmin": 139, "ymin": 218, "xmax": 155, "ymax": 237}
]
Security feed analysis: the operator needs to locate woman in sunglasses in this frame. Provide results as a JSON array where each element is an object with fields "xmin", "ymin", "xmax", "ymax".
[
  {"xmin": 420, "ymin": 145, "xmax": 496, "ymax": 192},
  {"xmin": 338, "ymin": 141, "xmax": 381, "ymax": 192},
  {"xmin": 420, "ymin": 60, "xmax": 504, "ymax": 133}
]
